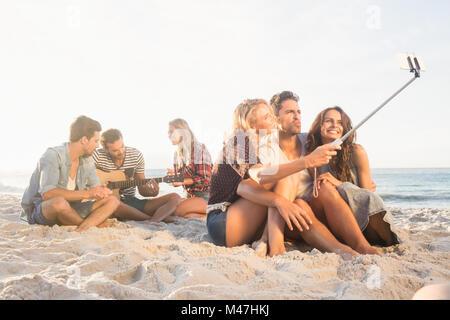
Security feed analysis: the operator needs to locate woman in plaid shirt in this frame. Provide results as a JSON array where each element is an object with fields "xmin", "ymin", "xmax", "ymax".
[{"xmin": 168, "ymin": 118, "xmax": 213, "ymax": 219}]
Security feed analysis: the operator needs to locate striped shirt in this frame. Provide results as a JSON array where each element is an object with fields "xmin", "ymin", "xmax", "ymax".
[{"xmin": 92, "ymin": 147, "xmax": 145, "ymax": 197}]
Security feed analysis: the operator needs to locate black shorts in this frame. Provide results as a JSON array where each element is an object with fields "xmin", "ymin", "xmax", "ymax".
[{"xmin": 120, "ymin": 196, "xmax": 148, "ymax": 212}]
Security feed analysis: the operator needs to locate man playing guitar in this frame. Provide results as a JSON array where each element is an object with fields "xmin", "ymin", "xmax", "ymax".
[{"xmin": 93, "ymin": 129, "xmax": 182, "ymax": 222}]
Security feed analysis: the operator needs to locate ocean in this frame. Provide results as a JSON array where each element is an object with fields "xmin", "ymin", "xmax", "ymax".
[
  {"xmin": 1, "ymin": 168, "xmax": 449, "ymax": 209},
  {"xmin": 371, "ymin": 168, "xmax": 450, "ymax": 209}
]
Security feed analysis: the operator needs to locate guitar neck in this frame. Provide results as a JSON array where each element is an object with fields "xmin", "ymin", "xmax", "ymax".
[{"xmin": 108, "ymin": 177, "xmax": 163, "ymax": 190}]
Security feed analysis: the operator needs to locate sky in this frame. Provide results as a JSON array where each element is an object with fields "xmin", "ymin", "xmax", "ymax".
[{"xmin": 1, "ymin": 0, "xmax": 450, "ymax": 172}]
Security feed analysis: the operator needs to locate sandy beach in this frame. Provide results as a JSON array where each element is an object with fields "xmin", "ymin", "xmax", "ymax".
[{"xmin": 0, "ymin": 193, "xmax": 448, "ymax": 300}]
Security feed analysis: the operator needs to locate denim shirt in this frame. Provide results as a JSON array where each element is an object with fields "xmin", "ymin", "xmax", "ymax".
[{"xmin": 20, "ymin": 143, "xmax": 100, "ymax": 221}]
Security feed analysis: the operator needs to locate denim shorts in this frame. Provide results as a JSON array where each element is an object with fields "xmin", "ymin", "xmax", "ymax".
[
  {"xmin": 29, "ymin": 200, "xmax": 94, "ymax": 226},
  {"xmin": 206, "ymin": 208, "xmax": 228, "ymax": 247}
]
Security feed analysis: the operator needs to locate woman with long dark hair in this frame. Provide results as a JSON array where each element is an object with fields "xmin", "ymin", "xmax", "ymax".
[{"xmin": 306, "ymin": 106, "xmax": 399, "ymax": 246}]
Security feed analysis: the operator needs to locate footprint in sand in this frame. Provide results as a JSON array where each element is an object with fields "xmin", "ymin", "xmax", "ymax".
[{"xmin": 113, "ymin": 263, "xmax": 147, "ymax": 285}]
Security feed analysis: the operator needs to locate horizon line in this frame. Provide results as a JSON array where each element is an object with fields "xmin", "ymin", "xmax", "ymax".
[{"xmin": 1, "ymin": 167, "xmax": 450, "ymax": 175}]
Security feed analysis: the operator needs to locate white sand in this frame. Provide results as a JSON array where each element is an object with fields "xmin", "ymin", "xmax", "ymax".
[{"xmin": 0, "ymin": 193, "xmax": 449, "ymax": 300}]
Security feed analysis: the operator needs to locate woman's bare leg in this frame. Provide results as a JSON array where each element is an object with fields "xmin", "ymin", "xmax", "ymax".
[
  {"xmin": 286, "ymin": 199, "xmax": 359, "ymax": 259},
  {"xmin": 184, "ymin": 213, "xmax": 207, "ymax": 219},
  {"xmin": 308, "ymin": 194, "xmax": 328, "ymax": 226},
  {"xmin": 310, "ymin": 181, "xmax": 381, "ymax": 256},
  {"xmin": 174, "ymin": 197, "xmax": 207, "ymax": 219},
  {"xmin": 225, "ymin": 198, "xmax": 268, "ymax": 248},
  {"xmin": 252, "ymin": 223, "xmax": 268, "ymax": 257},
  {"xmin": 145, "ymin": 193, "xmax": 182, "ymax": 222},
  {"xmin": 257, "ymin": 198, "xmax": 359, "ymax": 259},
  {"xmin": 311, "ymin": 187, "xmax": 394, "ymax": 247},
  {"xmin": 268, "ymin": 206, "xmax": 287, "ymax": 256},
  {"xmin": 266, "ymin": 174, "xmax": 301, "ymax": 257}
]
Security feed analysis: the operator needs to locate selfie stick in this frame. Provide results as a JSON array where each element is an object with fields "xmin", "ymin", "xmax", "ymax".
[
  {"xmin": 312, "ymin": 54, "xmax": 424, "ymax": 198},
  {"xmin": 330, "ymin": 54, "xmax": 423, "ymax": 147}
]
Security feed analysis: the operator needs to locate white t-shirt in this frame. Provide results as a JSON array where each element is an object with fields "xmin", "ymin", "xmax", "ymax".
[
  {"xmin": 249, "ymin": 133, "xmax": 313, "ymax": 201},
  {"xmin": 67, "ymin": 176, "xmax": 77, "ymax": 191}
]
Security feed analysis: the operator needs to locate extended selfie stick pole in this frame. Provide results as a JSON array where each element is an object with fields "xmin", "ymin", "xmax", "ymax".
[
  {"xmin": 312, "ymin": 55, "xmax": 423, "ymax": 198},
  {"xmin": 330, "ymin": 56, "xmax": 422, "ymax": 147}
]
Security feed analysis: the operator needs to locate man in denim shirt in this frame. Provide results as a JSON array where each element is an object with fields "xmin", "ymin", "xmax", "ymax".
[{"xmin": 21, "ymin": 115, "xmax": 120, "ymax": 232}]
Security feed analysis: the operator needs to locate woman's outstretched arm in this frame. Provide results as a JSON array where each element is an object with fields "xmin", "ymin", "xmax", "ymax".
[{"xmin": 251, "ymin": 144, "xmax": 341, "ymax": 185}]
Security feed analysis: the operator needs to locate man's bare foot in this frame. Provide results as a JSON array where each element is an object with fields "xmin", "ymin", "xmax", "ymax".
[
  {"xmin": 356, "ymin": 244, "xmax": 382, "ymax": 256},
  {"xmin": 335, "ymin": 246, "xmax": 360, "ymax": 261},
  {"xmin": 252, "ymin": 240, "xmax": 268, "ymax": 258},
  {"xmin": 59, "ymin": 225, "xmax": 77, "ymax": 232},
  {"xmin": 149, "ymin": 216, "xmax": 164, "ymax": 223},
  {"xmin": 75, "ymin": 219, "xmax": 116, "ymax": 232},
  {"xmin": 75, "ymin": 225, "xmax": 89, "ymax": 232},
  {"xmin": 98, "ymin": 219, "xmax": 117, "ymax": 228},
  {"xmin": 268, "ymin": 244, "xmax": 286, "ymax": 257}
]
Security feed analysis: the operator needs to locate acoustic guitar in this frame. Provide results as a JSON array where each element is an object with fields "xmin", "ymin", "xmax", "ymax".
[{"xmin": 96, "ymin": 169, "xmax": 184, "ymax": 199}]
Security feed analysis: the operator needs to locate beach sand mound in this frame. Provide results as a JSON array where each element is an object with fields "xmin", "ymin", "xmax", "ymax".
[{"xmin": 0, "ymin": 193, "xmax": 449, "ymax": 300}]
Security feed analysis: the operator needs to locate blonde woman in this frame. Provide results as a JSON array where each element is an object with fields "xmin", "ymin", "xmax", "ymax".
[
  {"xmin": 168, "ymin": 118, "xmax": 212, "ymax": 219},
  {"xmin": 206, "ymin": 98, "xmax": 355, "ymax": 258}
]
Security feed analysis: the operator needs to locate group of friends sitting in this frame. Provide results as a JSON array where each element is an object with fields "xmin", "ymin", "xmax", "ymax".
[{"xmin": 20, "ymin": 90, "xmax": 399, "ymax": 258}]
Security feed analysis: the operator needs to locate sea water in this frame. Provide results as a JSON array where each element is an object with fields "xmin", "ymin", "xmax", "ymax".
[
  {"xmin": 371, "ymin": 168, "xmax": 450, "ymax": 209},
  {"xmin": 1, "ymin": 168, "xmax": 449, "ymax": 209}
]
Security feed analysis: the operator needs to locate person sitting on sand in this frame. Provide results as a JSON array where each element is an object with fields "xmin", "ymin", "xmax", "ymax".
[
  {"xmin": 20, "ymin": 115, "xmax": 120, "ymax": 232},
  {"xmin": 166, "ymin": 118, "xmax": 213, "ymax": 219},
  {"xmin": 248, "ymin": 91, "xmax": 382, "ymax": 257},
  {"xmin": 206, "ymin": 98, "xmax": 359, "ymax": 258},
  {"xmin": 93, "ymin": 128, "xmax": 183, "ymax": 222},
  {"xmin": 306, "ymin": 106, "xmax": 400, "ymax": 246}
]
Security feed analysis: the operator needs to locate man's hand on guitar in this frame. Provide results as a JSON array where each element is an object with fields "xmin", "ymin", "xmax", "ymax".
[
  {"xmin": 146, "ymin": 179, "xmax": 160, "ymax": 196},
  {"xmin": 171, "ymin": 181, "xmax": 184, "ymax": 187},
  {"xmin": 88, "ymin": 185, "xmax": 112, "ymax": 200}
]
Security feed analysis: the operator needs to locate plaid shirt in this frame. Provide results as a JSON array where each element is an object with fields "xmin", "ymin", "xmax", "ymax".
[{"xmin": 173, "ymin": 141, "xmax": 212, "ymax": 196}]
